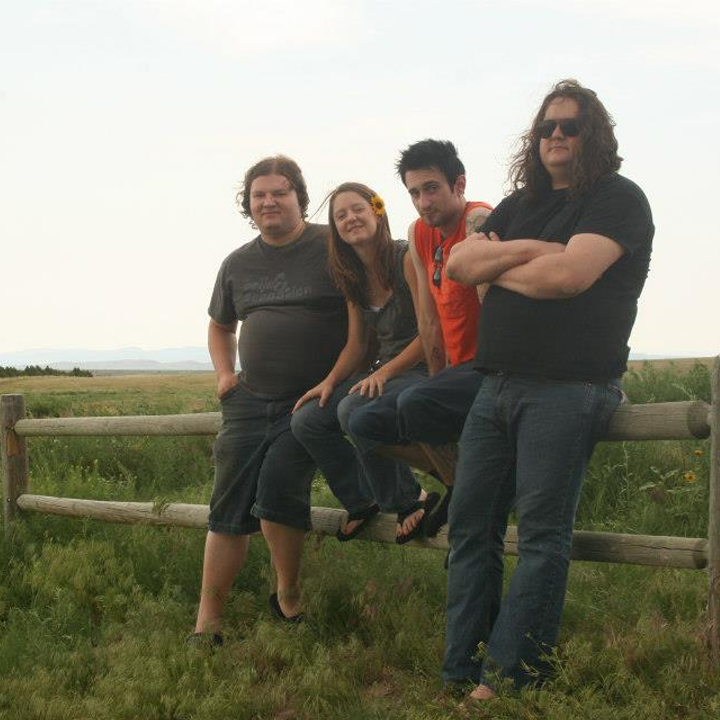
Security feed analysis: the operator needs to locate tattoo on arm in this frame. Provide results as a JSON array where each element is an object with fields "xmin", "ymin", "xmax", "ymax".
[{"xmin": 465, "ymin": 208, "xmax": 491, "ymax": 236}]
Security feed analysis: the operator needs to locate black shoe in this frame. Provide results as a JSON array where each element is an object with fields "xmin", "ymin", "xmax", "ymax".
[{"xmin": 269, "ymin": 593, "xmax": 304, "ymax": 624}]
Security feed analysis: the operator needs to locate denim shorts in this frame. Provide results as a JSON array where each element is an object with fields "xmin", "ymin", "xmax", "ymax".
[{"xmin": 208, "ymin": 382, "xmax": 316, "ymax": 535}]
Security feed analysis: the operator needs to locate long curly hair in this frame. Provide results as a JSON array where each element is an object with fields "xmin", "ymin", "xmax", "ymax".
[
  {"xmin": 326, "ymin": 182, "xmax": 396, "ymax": 307},
  {"xmin": 509, "ymin": 79, "xmax": 622, "ymax": 199}
]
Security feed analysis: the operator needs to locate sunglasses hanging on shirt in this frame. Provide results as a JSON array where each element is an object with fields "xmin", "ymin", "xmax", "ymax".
[{"xmin": 432, "ymin": 243, "xmax": 444, "ymax": 288}]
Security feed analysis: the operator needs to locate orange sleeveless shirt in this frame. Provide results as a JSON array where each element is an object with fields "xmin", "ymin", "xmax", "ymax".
[{"xmin": 414, "ymin": 201, "xmax": 493, "ymax": 366}]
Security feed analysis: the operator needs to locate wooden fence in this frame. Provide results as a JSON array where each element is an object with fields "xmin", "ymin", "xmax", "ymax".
[{"xmin": 2, "ymin": 356, "xmax": 719, "ymax": 661}]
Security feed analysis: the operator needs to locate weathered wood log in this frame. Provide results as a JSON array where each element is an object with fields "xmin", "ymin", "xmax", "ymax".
[
  {"xmin": 11, "ymin": 401, "xmax": 711, "ymax": 441},
  {"xmin": 377, "ymin": 444, "xmax": 433, "ymax": 473},
  {"xmin": 604, "ymin": 400, "xmax": 711, "ymax": 441},
  {"xmin": 419, "ymin": 443, "xmax": 458, "ymax": 486},
  {"xmin": 15, "ymin": 494, "xmax": 709, "ymax": 570},
  {"xmin": 17, "ymin": 495, "xmax": 209, "ymax": 528},
  {"xmin": 13, "ymin": 412, "xmax": 222, "ymax": 437},
  {"xmin": 1, "ymin": 394, "xmax": 29, "ymax": 535},
  {"xmin": 708, "ymin": 357, "xmax": 720, "ymax": 662}
]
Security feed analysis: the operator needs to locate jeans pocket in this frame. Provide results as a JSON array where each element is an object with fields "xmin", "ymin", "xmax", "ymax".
[{"xmin": 219, "ymin": 384, "xmax": 241, "ymax": 402}]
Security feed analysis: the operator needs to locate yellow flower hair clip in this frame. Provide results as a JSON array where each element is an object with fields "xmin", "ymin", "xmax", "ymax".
[{"xmin": 369, "ymin": 194, "xmax": 386, "ymax": 217}]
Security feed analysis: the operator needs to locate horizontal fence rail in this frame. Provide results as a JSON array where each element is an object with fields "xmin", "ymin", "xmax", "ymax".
[
  {"xmin": 13, "ymin": 413, "xmax": 222, "ymax": 437},
  {"xmin": 15, "ymin": 495, "xmax": 710, "ymax": 570},
  {"xmin": 11, "ymin": 400, "xmax": 713, "ymax": 441}
]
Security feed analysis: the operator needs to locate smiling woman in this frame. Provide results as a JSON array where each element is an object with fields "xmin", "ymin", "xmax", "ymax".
[
  {"xmin": 331, "ymin": 189, "xmax": 381, "ymax": 249},
  {"xmin": 291, "ymin": 181, "xmax": 438, "ymax": 544}
]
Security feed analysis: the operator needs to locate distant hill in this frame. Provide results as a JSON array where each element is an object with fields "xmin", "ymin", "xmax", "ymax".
[
  {"xmin": 51, "ymin": 360, "xmax": 213, "ymax": 372},
  {"xmin": 0, "ymin": 347, "xmax": 213, "ymax": 372},
  {"xmin": 0, "ymin": 346, "xmax": 711, "ymax": 373},
  {"xmin": 628, "ymin": 352, "xmax": 713, "ymax": 361}
]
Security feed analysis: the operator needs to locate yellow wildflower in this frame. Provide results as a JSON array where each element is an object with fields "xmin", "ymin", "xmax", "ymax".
[
  {"xmin": 694, "ymin": 449, "xmax": 704, "ymax": 456},
  {"xmin": 683, "ymin": 471, "xmax": 697, "ymax": 483},
  {"xmin": 369, "ymin": 194, "xmax": 386, "ymax": 217}
]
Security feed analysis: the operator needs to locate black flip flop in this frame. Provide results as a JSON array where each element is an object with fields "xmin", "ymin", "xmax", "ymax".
[
  {"xmin": 396, "ymin": 492, "xmax": 440, "ymax": 545},
  {"xmin": 424, "ymin": 485, "xmax": 453, "ymax": 538},
  {"xmin": 336, "ymin": 503, "xmax": 380, "ymax": 542},
  {"xmin": 268, "ymin": 593, "xmax": 304, "ymax": 624}
]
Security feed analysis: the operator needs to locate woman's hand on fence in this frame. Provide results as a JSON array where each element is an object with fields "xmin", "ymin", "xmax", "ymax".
[
  {"xmin": 217, "ymin": 373, "xmax": 239, "ymax": 400},
  {"xmin": 293, "ymin": 380, "xmax": 335, "ymax": 412},
  {"xmin": 349, "ymin": 370, "xmax": 388, "ymax": 399}
]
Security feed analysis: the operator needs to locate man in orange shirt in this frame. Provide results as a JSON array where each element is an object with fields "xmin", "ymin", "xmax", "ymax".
[{"xmin": 344, "ymin": 140, "xmax": 492, "ymax": 539}]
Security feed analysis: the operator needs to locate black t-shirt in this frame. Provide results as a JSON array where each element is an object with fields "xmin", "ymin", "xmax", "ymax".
[
  {"xmin": 208, "ymin": 223, "xmax": 347, "ymax": 399},
  {"xmin": 475, "ymin": 173, "xmax": 653, "ymax": 381}
]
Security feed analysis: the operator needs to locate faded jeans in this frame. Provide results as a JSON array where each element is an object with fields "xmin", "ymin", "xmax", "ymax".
[
  {"xmin": 291, "ymin": 370, "xmax": 426, "ymax": 515},
  {"xmin": 345, "ymin": 361, "xmax": 483, "ymax": 446},
  {"xmin": 442, "ymin": 373, "xmax": 622, "ymax": 689}
]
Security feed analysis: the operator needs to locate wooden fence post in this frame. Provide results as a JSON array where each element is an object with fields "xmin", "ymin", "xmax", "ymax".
[
  {"xmin": 1, "ymin": 394, "xmax": 29, "ymax": 537},
  {"xmin": 708, "ymin": 357, "xmax": 720, "ymax": 662}
]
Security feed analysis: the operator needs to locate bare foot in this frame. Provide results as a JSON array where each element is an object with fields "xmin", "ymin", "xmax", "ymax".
[
  {"xmin": 337, "ymin": 504, "xmax": 379, "ymax": 540},
  {"xmin": 340, "ymin": 518, "xmax": 363, "ymax": 538},
  {"xmin": 469, "ymin": 684, "xmax": 496, "ymax": 701},
  {"xmin": 397, "ymin": 490, "xmax": 427, "ymax": 540}
]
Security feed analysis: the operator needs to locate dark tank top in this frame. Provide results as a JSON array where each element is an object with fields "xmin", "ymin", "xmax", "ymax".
[{"xmin": 360, "ymin": 241, "xmax": 422, "ymax": 369}]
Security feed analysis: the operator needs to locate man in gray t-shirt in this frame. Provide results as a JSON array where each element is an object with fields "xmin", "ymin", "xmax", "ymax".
[{"xmin": 192, "ymin": 156, "xmax": 346, "ymax": 640}]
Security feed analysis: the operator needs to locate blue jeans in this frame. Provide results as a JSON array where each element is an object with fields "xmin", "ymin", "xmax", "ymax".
[
  {"xmin": 346, "ymin": 361, "xmax": 483, "ymax": 446},
  {"xmin": 442, "ymin": 374, "xmax": 621, "ymax": 689},
  {"xmin": 291, "ymin": 370, "xmax": 426, "ymax": 515},
  {"xmin": 397, "ymin": 361, "xmax": 484, "ymax": 444}
]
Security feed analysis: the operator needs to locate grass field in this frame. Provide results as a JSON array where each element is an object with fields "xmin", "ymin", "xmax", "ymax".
[{"xmin": 0, "ymin": 359, "xmax": 718, "ymax": 719}]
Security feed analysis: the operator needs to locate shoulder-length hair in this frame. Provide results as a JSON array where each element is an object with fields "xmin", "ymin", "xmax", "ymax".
[
  {"xmin": 235, "ymin": 155, "xmax": 309, "ymax": 219},
  {"xmin": 327, "ymin": 182, "xmax": 396, "ymax": 307},
  {"xmin": 508, "ymin": 79, "xmax": 623, "ymax": 199}
]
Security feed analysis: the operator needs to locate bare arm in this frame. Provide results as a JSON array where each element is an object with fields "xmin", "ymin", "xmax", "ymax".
[
  {"xmin": 408, "ymin": 221, "xmax": 446, "ymax": 374},
  {"xmin": 464, "ymin": 205, "xmax": 494, "ymax": 302},
  {"xmin": 492, "ymin": 232, "xmax": 626, "ymax": 299},
  {"xmin": 464, "ymin": 205, "xmax": 492, "ymax": 236},
  {"xmin": 293, "ymin": 301, "xmax": 367, "ymax": 410},
  {"xmin": 349, "ymin": 251, "xmax": 425, "ymax": 398},
  {"xmin": 446, "ymin": 232, "xmax": 565, "ymax": 285},
  {"xmin": 208, "ymin": 318, "xmax": 239, "ymax": 398}
]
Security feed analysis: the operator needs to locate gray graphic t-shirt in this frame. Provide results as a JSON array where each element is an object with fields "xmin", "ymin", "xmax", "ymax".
[{"xmin": 208, "ymin": 224, "xmax": 347, "ymax": 399}]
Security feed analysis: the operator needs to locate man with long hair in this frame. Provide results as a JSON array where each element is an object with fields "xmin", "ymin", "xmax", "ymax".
[
  {"xmin": 191, "ymin": 156, "xmax": 347, "ymax": 641},
  {"xmin": 444, "ymin": 80, "xmax": 653, "ymax": 697}
]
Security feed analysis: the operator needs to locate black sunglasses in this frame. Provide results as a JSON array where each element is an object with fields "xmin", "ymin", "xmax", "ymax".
[
  {"xmin": 536, "ymin": 118, "xmax": 581, "ymax": 139},
  {"xmin": 432, "ymin": 244, "xmax": 443, "ymax": 288}
]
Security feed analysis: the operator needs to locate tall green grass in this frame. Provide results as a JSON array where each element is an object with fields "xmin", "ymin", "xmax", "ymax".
[{"xmin": 0, "ymin": 362, "xmax": 718, "ymax": 719}]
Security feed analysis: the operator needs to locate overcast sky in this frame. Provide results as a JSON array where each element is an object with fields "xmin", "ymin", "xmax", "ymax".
[{"xmin": 1, "ymin": 0, "xmax": 718, "ymax": 358}]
